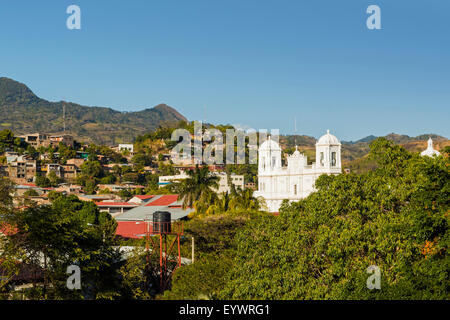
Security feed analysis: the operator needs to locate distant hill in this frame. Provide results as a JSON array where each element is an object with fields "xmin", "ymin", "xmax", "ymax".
[
  {"xmin": 0, "ymin": 77, "xmax": 187, "ymax": 145},
  {"xmin": 343, "ymin": 135, "xmax": 378, "ymax": 144},
  {"xmin": 281, "ymin": 132, "xmax": 448, "ymax": 165}
]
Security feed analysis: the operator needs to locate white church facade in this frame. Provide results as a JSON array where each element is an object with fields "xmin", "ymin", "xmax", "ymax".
[
  {"xmin": 254, "ymin": 130, "xmax": 342, "ymax": 212},
  {"xmin": 421, "ymin": 138, "xmax": 441, "ymax": 157}
]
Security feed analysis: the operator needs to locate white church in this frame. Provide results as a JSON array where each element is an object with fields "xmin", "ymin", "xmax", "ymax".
[
  {"xmin": 421, "ymin": 138, "xmax": 441, "ymax": 157},
  {"xmin": 254, "ymin": 130, "xmax": 342, "ymax": 212}
]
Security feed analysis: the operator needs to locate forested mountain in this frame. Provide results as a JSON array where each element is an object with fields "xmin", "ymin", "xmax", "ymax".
[{"xmin": 0, "ymin": 77, "xmax": 187, "ymax": 145}]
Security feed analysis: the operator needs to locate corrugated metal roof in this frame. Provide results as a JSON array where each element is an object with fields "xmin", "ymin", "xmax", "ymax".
[{"xmin": 114, "ymin": 205, "xmax": 192, "ymax": 221}]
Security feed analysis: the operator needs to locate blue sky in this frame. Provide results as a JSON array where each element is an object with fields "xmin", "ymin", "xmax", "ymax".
[{"xmin": 0, "ymin": 0, "xmax": 449, "ymax": 141}]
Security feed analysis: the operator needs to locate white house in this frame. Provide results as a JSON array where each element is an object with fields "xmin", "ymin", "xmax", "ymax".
[
  {"xmin": 118, "ymin": 144, "xmax": 134, "ymax": 153},
  {"xmin": 254, "ymin": 130, "xmax": 342, "ymax": 212},
  {"xmin": 158, "ymin": 171, "xmax": 244, "ymax": 194}
]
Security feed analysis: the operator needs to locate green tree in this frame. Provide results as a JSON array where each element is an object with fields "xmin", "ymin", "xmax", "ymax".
[
  {"xmin": 35, "ymin": 174, "xmax": 51, "ymax": 188},
  {"xmin": 174, "ymin": 165, "xmax": 219, "ymax": 210},
  {"xmin": 229, "ymin": 187, "xmax": 262, "ymax": 212},
  {"xmin": 23, "ymin": 189, "xmax": 39, "ymax": 197},
  {"xmin": 1, "ymin": 195, "xmax": 120, "ymax": 299},
  {"xmin": 162, "ymin": 214, "xmax": 253, "ymax": 300},
  {"xmin": 47, "ymin": 171, "xmax": 62, "ymax": 187},
  {"xmin": 220, "ymin": 138, "xmax": 449, "ymax": 300}
]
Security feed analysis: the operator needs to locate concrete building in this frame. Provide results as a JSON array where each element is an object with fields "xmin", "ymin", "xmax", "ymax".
[
  {"xmin": 8, "ymin": 156, "xmax": 39, "ymax": 184},
  {"xmin": 19, "ymin": 133, "xmax": 74, "ymax": 148},
  {"xmin": 45, "ymin": 163, "xmax": 79, "ymax": 181},
  {"xmin": 118, "ymin": 144, "xmax": 134, "ymax": 153},
  {"xmin": 19, "ymin": 133, "xmax": 50, "ymax": 148},
  {"xmin": 48, "ymin": 134, "xmax": 74, "ymax": 148},
  {"xmin": 158, "ymin": 171, "xmax": 244, "ymax": 194}
]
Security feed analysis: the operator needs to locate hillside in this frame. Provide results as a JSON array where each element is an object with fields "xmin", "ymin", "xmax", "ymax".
[{"xmin": 0, "ymin": 77, "xmax": 187, "ymax": 145}]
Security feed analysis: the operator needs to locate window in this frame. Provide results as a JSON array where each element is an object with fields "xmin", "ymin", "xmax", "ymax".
[
  {"xmin": 272, "ymin": 156, "xmax": 276, "ymax": 168},
  {"xmin": 294, "ymin": 184, "xmax": 297, "ymax": 195},
  {"xmin": 331, "ymin": 152, "xmax": 336, "ymax": 166},
  {"xmin": 320, "ymin": 152, "xmax": 324, "ymax": 166},
  {"xmin": 262, "ymin": 157, "xmax": 266, "ymax": 170}
]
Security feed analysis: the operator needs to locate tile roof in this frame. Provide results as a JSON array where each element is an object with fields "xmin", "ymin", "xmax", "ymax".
[{"xmin": 145, "ymin": 195, "xmax": 178, "ymax": 206}]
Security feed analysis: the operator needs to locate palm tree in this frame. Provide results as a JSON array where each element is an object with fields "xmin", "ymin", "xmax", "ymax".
[
  {"xmin": 175, "ymin": 165, "xmax": 220, "ymax": 210},
  {"xmin": 229, "ymin": 186, "xmax": 262, "ymax": 211},
  {"xmin": 205, "ymin": 191, "xmax": 232, "ymax": 215},
  {"xmin": 193, "ymin": 191, "xmax": 218, "ymax": 216}
]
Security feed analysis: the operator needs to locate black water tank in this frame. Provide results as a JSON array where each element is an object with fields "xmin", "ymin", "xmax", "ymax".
[{"xmin": 153, "ymin": 211, "xmax": 171, "ymax": 233}]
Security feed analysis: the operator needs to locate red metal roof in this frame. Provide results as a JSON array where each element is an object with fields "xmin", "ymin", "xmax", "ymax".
[
  {"xmin": 145, "ymin": 195, "xmax": 178, "ymax": 206},
  {"xmin": 115, "ymin": 221, "xmax": 147, "ymax": 239},
  {"xmin": 134, "ymin": 195, "xmax": 155, "ymax": 200},
  {"xmin": 20, "ymin": 183, "xmax": 38, "ymax": 188}
]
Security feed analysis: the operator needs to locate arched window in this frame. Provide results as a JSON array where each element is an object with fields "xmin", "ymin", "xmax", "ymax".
[
  {"xmin": 320, "ymin": 152, "xmax": 324, "ymax": 166},
  {"xmin": 272, "ymin": 156, "xmax": 276, "ymax": 168},
  {"xmin": 331, "ymin": 152, "xmax": 336, "ymax": 166}
]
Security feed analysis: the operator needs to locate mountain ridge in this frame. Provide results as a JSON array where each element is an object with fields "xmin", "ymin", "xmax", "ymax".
[{"xmin": 0, "ymin": 77, "xmax": 187, "ymax": 145}]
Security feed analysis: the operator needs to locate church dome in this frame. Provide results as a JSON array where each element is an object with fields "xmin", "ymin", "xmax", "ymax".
[
  {"xmin": 316, "ymin": 130, "xmax": 340, "ymax": 145},
  {"xmin": 291, "ymin": 146, "xmax": 301, "ymax": 157},
  {"xmin": 259, "ymin": 136, "xmax": 281, "ymax": 151}
]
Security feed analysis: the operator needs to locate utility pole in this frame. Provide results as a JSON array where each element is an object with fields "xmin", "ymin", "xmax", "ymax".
[
  {"xmin": 191, "ymin": 236, "xmax": 195, "ymax": 263},
  {"xmin": 63, "ymin": 102, "xmax": 66, "ymax": 132}
]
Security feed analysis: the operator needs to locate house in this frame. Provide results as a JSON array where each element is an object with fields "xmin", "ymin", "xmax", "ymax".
[
  {"xmin": 128, "ymin": 195, "xmax": 155, "ymax": 204},
  {"xmin": 19, "ymin": 133, "xmax": 74, "ymax": 148},
  {"xmin": 158, "ymin": 171, "xmax": 244, "ymax": 194},
  {"xmin": 14, "ymin": 184, "xmax": 53, "ymax": 199},
  {"xmin": 97, "ymin": 184, "xmax": 129, "ymax": 192},
  {"xmin": 48, "ymin": 134, "xmax": 74, "ymax": 148},
  {"xmin": 77, "ymin": 194, "xmax": 120, "ymax": 202},
  {"xmin": 19, "ymin": 133, "xmax": 50, "ymax": 148},
  {"xmin": 118, "ymin": 144, "xmax": 134, "ymax": 154},
  {"xmin": 7, "ymin": 156, "xmax": 40, "ymax": 184},
  {"xmin": 54, "ymin": 184, "xmax": 83, "ymax": 195},
  {"xmin": 67, "ymin": 158, "xmax": 85, "ymax": 168},
  {"xmin": 244, "ymin": 182, "xmax": 256, "ymax": 190},
  {"xmin": 94, "ymin": 201, "xmax": 139, "ymax": 216}
]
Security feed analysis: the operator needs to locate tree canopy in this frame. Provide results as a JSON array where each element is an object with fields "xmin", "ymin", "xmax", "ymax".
[{"xmin": 219, "ymin": 138, "xmax": 449, "ymax": 299}]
